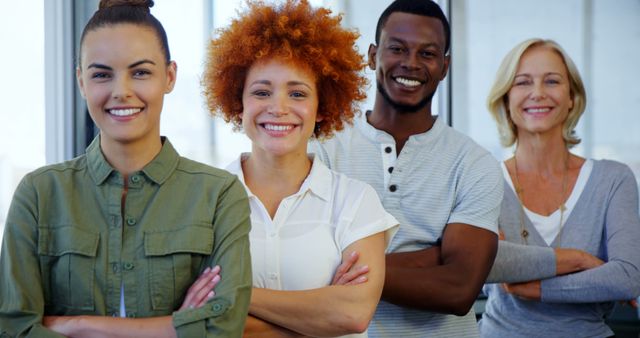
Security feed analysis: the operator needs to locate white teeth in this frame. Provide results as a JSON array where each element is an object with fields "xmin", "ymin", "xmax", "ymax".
[
  {"xmin": 109, "ymin": 108, "xmax": 141, "ymax": 116},
  {"xmin": 395, "ymin": 77, "xmax": 421, "ymax": 87},
  {"xmin": 525, "ymin": 108, "xmax": 550, "ymax": 113},
  {"xmin": 263, "ymin": 124, "xmax": 293, "ymax": 131}
]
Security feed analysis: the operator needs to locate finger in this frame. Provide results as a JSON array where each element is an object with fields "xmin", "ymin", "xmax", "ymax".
[
  {"xmin": 335, "ymin": 265, "xmax": 369, "ymax": 285},
  {"xmin": 345, "ymin": 275, "xmax": 368, "ymax": 286},
  {"xmin": 180, "ymin": 268, "xmax": 216, "ymax": 310},
  {"xmin": 191, "ymin": 274, "xmax": 221, "ymax": 309},
  {"xmin": 332, "ymin": 252, "xmax": 359, "ymax": 284}
]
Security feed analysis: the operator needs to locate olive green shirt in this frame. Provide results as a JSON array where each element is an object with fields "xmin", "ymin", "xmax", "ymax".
[{"xmin": 0, "ymin": 137, "xmax": 252, "ymax": 337}]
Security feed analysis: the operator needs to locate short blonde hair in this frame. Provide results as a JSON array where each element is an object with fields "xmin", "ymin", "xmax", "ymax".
[{"xmin": 486, "ymin": 38, "xmax": 586, "ymax": 148}]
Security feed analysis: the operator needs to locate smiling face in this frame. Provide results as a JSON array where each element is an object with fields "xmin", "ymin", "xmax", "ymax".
[
  {"xmin": 507, "ymin": 45, "xmax": 573, "ymax": 138},
  {"xmin": 77, "ymin": 24, "xmax": 176, "ymax": 150},
  {"xmin": 369, "ymin": 12, "xmax": 449, "ymax": 113},
  {"xmin": 241, "ymin": 59, "xmax": 320, "ymax": 158}
]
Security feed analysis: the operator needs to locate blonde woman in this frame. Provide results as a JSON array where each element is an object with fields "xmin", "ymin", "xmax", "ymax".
[{"xmin": 479, "ymin": 38, "xmax": 640, "ymax": 338}]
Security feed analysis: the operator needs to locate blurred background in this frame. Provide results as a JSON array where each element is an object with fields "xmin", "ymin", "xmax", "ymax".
[{"xmin": 0, "ymin": 0, "xmax": 638, "ymax": 332}]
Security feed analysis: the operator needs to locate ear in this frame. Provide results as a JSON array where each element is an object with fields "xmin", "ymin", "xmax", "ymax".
[
  {"xmin": 165, "ymin": 61, "xmax": 177, "ymax": 93},
  {"xmin": 367, "ymin": 44, "xmax": 378, "ymax": 71},
  {"xmin": 315, "ymin": 113, "xmax": 324, "ymax": 123},
  {"xmin": 440, "ymin": 54, "xmax": 451, "ymax": 80},
  {"xmin": 76, "ymin": 67, "xmax": 86, "ymax": 98}
]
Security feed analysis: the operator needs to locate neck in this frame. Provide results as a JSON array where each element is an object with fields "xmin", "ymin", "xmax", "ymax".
[
  {"xmin": 514, "ymin": 130, "xmax": 569, "ymax": 177},
  {"xmin": 368, "ymin": 97, "xmax": 435, "ymax": 153},
  {"xmin": 242, "ymin": 147, "xmax": 312, "ymax": 198},
  {"xmin": 100, "ymin": 135, "xmax": 162, "ymax": 176}
]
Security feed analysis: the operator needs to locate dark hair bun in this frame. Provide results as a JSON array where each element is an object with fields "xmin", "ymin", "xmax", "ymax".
[{"xmin": 99, "ymin": 0, "xmax": 154, "ymax": 11}]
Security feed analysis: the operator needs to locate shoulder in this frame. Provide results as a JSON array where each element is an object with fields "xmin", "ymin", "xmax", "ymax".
[
  {"xmin": 176, "ymin": 157, "xmax": 242, "ymax": 189},
  {"xmin": 176, "ymin": 156, "xmax": 236, "ymax": 180},
  {"xmin": 590, "ymin": 159, "xmax": 637, "ymax": 184},
  {"xmin": 25, "ymin": 155, "xmax": 88, "ymax": 182}
]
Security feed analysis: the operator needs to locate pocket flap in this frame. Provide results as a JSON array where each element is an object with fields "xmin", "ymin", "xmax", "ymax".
[
  {"xmin": 38, "ymin": 226, "xmax": 99, "ymax": 257},
  {"xmin": 144, "ymin": 224, "xmax": 214, "ymax": 256}
]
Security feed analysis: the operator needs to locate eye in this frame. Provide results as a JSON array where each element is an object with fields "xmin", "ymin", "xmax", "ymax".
[
  {"xmin": 251, "ymin": 90, "xmax": 270, "ymax": 97},
  {"xmin": 388, "ymin": 45, "xmax": 404, "ymax": 54},
  {"xmin": 545, "ymin": 78, "xmax": 560, "ymax": 85},
  {"xmin": 90, "ymin": 72, "xmax": 111, "ymax": 79},
  {"xmin": 133, "ymin": 69, "xmax": 151, "ymax": 78},
  {"xmin": 290, "ymin": 91, "xmax": 307, "ymax": 98},
  {"xmin": 513, "ymin": 79, "xmax": 531, "ymax": 87},
  {"xmin": 420, "ymin": 50, "xmax": 436, "ymax": 58}
]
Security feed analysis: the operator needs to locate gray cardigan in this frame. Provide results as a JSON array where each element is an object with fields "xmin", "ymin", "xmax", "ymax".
[{"xmin": 480, "ymin": 159, "xmax": 640, "ymax": 338}]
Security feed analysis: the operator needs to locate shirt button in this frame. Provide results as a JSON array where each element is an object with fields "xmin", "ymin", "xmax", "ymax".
[
  {"xmin": 123, "ymin": 262, "xmax": 134, "ymax": 270},
  {"xmin": 126, "ymin": 218, "xmax": 136, "ymax": 226},
  {"xmin": 213, "ymin": 303, "xmax": 222, "ymax": 311},
  {"xmin": 384, "ymin": 146, "xmax": 392, "ymax": 153},
  {"xmin": 269, "ymin": 273, "xmax": 278, "ymax": 280},
  {"xmin": 131, "ymin": 175, "xmax": 140, "ymax": 183},
  {"xmin": 388, "ymin": 167, "xmax": 394, "ymax": 174},
  {"xmin": 389, "ymin": 185, "xmax": 397, "ymax": 192}
]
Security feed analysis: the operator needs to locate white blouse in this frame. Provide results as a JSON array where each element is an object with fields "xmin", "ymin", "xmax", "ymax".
[{"xmin": 226, "ymin": 154, "xmax": 398, "ymax": 292}]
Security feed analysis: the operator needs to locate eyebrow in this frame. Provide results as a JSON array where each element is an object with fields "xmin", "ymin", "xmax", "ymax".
[
  {"xmin": 87, "ymin": 59, "xmax": 156, "ymax": 70},
  {"xmin": 387, "ymin": 37, "xmax": 441, "ymax": 49},
  {"xmin": 249, "ymin": 79, "xmax": 314, "ymax": 90},
  {"xmin": 514, "ymin": 72, "xmax": 563, "ymax": 78}
]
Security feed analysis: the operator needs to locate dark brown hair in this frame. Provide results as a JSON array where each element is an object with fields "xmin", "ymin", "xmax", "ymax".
[{"xmin": 78, "ymin": 0, "xmax": 170, "ymax": 66}]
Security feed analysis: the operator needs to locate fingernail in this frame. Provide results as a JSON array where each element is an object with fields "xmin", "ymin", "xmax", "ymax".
[
  {"xmin": 207, "ymin": 291, "xmax": 215, "ymax": 299},
  {"xmin": 211, "ymin": 275, "xmax": 221, "ymax": 283},
  {"xmin": 203, "ymin": 267, "xmax": 211, "ymax": 274},
  {"xmin": 350, "ymin": 251, "xmax": 357, "ymax": 257}
]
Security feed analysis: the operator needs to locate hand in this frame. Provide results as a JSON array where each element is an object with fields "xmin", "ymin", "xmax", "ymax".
[
  {"xmin": 554, "ymin": 248, "xmax": 604, "ymax": 275},
  {"xmin": 43, "ymin": 316, "xmax": 78, "ymax": 336},
  {"xmin": 179, "ymin": 265, "xmax": 221, "ymax": 310},
  {"xmin": 502, "ymin": 280, "xmax": 541, "ymax": 301},
  {"xmin": 331, "ymin": 251, "xmax": 369, "ymax": 286}
]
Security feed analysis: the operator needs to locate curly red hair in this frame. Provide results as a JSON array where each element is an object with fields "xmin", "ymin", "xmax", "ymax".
[{"xmin": 202, "ymin": 0, "xmax": 367, "ymax": 139}]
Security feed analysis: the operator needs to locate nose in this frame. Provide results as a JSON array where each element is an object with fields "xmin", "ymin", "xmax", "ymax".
[
  {"xmin": 267, "ymin": 92, "xmax": 288, "ymax": 116},
  {"xmin": 401, "ymin": 51, "xmax": 420, "ymax": 70},
  {"xmin": 529, "ymin": 82, "xmax": 547, "ymax": 101},
  {"xmin": 112, "ymin": 75, "xmax": 133, "ymax": 100}
]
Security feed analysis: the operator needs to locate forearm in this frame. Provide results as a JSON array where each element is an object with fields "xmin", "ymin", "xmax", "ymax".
[
  {"xmin": 541, "ymin": 261, "xmax": 640, "ymax": 303},
  {"xmin": 244, "ymin": 315, "xmax": 307, "ymax": 338},
  {"xmin": 485, "ymin": 240, "xmax": 556, "ymax": 283},
  {"xmin": 250, "ymin": 285, "xmax": 377, "ymax": 337},
  {"xmin": 385, "ymin": 246, "xmax": 441, "ymax": 269},
  {"xmin": 383, "ymin": 263, "xmax": 483, "ymax": 315},
  {"xmin": 45, "ymin": 316, "xmax": 176, "ymax": 338},
  {"xmin": 382, "ymin": 223, "xmax": 497, "ymax": 315}
]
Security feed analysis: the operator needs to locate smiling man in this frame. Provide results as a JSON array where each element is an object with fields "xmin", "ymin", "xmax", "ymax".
[{"xmin": 310, "ymin": 0, "xmax": 503, "ymax": 337}]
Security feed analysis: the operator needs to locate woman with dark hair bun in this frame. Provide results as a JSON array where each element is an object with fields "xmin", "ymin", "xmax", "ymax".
[{"xmin": 0, "ymin": 1, "xmax": 252, "ymax": 337}]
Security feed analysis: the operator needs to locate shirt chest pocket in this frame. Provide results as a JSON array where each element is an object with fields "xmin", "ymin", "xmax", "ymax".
[
  {"xmin": 38, "ymin": 226, "xmax": 99, "ymax": 311},
  {"xmin": 144, "ymin": 224, "xmax": 214, "ymax": 311}
]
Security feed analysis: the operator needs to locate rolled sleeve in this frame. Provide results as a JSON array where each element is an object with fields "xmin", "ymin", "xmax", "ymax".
[{"xmin": 173, "ymin": 177, "xmax": 252, "ymax": 337}]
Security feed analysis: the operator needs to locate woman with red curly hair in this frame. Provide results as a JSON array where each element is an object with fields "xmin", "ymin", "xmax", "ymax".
[{"xmin": 202, "ymin": 0, "xmax": 398, "ymax": 336}]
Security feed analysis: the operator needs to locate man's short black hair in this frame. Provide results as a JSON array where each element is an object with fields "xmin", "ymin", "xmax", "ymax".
[{"xmin": 375, "ymin": 0, "xmax": 450, "ymax": 54}]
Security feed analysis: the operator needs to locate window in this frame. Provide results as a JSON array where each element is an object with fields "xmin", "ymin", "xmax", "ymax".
[
  {"xmin": 0, "ymin": 2, "xmax": 45, "ymax": 244},
  {"xmin": 450, "ymin": 0, "xmax": 640, "ymax": 181}
]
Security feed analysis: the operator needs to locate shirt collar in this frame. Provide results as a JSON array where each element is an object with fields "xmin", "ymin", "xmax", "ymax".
[
  {"xmin": 226, "ymin": 153, "xmax": 331, "ymax": 202},
  {"xmin": 355, "ymin": 110, "xmax": 446, "ymax": 145},
  {"xmin": 87, "ymin": 135, "xmax": 179, "ymax": 186}
]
